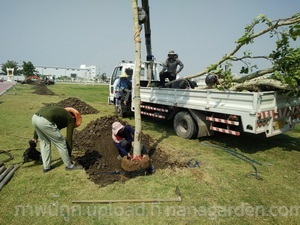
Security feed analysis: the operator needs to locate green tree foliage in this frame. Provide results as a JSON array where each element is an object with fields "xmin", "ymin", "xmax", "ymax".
[
  {"xmin": 221, "ymin": 13, "xmax": 299, "ymax": 93},
  {"xmin": 186, "ymin": 13, "xmax": 300, "ymax": 96},
  {"xmin": 1, "ymin": 60, "xmax": 19, "ymax": 75},
  {"xmin": 100, "ymin": 73, "xmax": 107, "ymax": 82},
  {"xmin": 22, "ymin": 61, "xmax": 37, "ymax": 77},
  {"xmin": 271, "ymin": 30, "xmax": 300, "ymax": 96}
]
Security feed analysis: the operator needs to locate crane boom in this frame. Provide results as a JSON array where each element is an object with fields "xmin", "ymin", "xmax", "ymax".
[
  {"xmin": 141, "ymin": 0, "xmax": 153, "ymax": 61},
  {"xmin": 140, "ymin": 0, "xmax": 153, "ymax": 61}
]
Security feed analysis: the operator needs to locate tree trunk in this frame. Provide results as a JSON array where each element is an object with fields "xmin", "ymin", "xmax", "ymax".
[
  {"xmin": 233, "ymin": 68, "xmax": 275, "ymax": 83},
  {"xmin": 230, "ymin": 78, "xmax": 292, "ymax": 91},
  {"xmin": 132, "ymin": 0, "xmax": 142, "ymax": 157}
]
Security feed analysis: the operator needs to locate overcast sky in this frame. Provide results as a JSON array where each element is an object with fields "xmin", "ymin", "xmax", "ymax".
[{"xmin": 1, "ymin": 0, "xmax": 299, "ymax": 77}]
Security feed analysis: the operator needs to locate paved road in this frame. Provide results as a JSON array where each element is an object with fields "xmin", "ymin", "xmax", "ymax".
[{"xmin": 0, "ymin": 81, "xmax": 16, "ymax": 96}]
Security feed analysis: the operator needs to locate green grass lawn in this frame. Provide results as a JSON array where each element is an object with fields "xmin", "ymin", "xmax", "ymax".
[{"xmin": 0, "ymin": 83, "xmax": 299, "ymax": 225}]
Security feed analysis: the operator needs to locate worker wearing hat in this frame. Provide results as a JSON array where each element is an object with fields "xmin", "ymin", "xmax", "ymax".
[
  {"xmin": 112, "ymin": 121, "xmax": 149, "ymax": 159},
  {"xmin": 116, "ymin": 72, "xmax": 132, "ymax": 92},
  {"xmin": 112, "ymin": 121, "xmax": 134, "ymax": 158},
  {"xmin": 31, "ymin": 106, "xmax": 82, "ymax": 172},
  {"xmin": 159, "ymin": 50, "xmax": 184, "ymax": 87},
  {"xmin": 112, "ymin": 122, "xmax": 155, "ymax": 173},
  {"xmin": 115, "ymin": 72, "xmax": 132, "ymax": 105}
]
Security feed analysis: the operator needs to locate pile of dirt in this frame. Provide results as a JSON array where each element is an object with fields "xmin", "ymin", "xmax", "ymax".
[
  {"xmin": 73, "ymin": 115, "xmax": 183, "ymax": 187},
  {"xmin": 43, "ymin": 97, "xmax": 99, "ymax": 115},
  {"xmin": 32, "ymin": 84, "xmax": 55, "ymax": 95}
]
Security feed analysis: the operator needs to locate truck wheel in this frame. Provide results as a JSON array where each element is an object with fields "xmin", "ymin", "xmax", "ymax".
[{"xmin": 173, "ymin": 111, "xmax": 197, "ymax": 139}]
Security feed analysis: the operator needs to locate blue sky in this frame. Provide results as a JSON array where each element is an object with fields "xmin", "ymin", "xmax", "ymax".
[{"xmin": 1, "ymin": 0, "xmax": 299, "ymax": 78}]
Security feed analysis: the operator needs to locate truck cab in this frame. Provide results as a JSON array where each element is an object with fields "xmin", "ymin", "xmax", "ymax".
[{"xmin": 108, "ymin": 60, "xmax": 162, "ymax": 105}]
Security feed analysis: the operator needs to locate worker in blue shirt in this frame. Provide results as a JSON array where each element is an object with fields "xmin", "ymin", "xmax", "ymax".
[
  {"xmin": 112, "ymin": 121, "xmax": 135, "ymax": 158},
  {"xmin": 116, "ymin": 72, "xmax": 132, "ymax": 90},
  {"xmin": 115, "ymin": 72, "xmax": 132, "ymax": 104},
  {"xmin": 112, "ymin": 122, "xmax": 156, "ymax": 173},
  {"xmin": 112, "ymin": 121, "xmax": 150, "ymax": 158}
]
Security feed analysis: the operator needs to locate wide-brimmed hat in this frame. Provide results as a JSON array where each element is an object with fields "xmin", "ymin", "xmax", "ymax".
[
  {"xmin": 65, "ymin": 107, "xmax": 82, "ymax": 128},
  {"xmin": 120, "ymin": 72, "xmax": 128, "ymax": 78},
  {"xmin": 112, "ymin": 122, "xmax": 124, "ymax": 135},
  {"xmin": 168, "ymin": 50, "xmax": 176, "ymax": 56}
]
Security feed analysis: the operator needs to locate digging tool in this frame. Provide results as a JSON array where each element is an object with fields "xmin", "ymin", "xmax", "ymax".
[
  {"xmin": 0, "ymin": 164, "xmax": 21, "ymax": 191},
  {"xmin": 72, "ymin": 186, "xmax": 182, "ymax": 204}
]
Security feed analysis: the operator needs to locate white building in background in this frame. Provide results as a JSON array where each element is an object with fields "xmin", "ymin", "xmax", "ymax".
[{"xmin": 35, "ymin": 64, "xmax": 97, "ymax": 80}]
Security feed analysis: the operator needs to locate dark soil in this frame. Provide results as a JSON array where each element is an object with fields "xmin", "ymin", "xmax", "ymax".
[
  {"xmin": 43, "ymin": 97, "xmax": 99, "ymax": 115},
  {"xmin": 33, "ymin": 84, "xmax": 99, "ymax": 115},
  {"xmin": 33, "ymin": 84, "xmax": 55, "ymax": 95},
  {"xmin": 73, "ymin": 115, "xmax": 182, "ymax": 187},
  {"xmin": 33, "ymin": 84, "xmax": 182, "ymax": 187}
]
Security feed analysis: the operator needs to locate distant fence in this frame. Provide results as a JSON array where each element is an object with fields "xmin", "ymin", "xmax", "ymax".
[{"xmin": 0, "ymin": 75, "xmax": 25, "ymax": 81}]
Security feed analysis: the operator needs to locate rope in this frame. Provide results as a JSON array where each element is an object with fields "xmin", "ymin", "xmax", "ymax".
[
  {"xmin": 201, "ymin": 141, "xmax": 263, "ymax": 180},
  {"xmin": 0, "ymin": 150, "xmax": 14, "ymax": 163},
  {"xmin": 134, "ymin": 27, "xmax": 142, "ymax": 43}
]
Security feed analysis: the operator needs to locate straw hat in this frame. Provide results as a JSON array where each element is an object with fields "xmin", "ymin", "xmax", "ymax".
[
  {"xmin": 65, "ymin": 107, "xmax": 82, "ymax": 127},
  {"xmin": 120, "ymin": 72, "xmax": 128, "ymax": 78}
]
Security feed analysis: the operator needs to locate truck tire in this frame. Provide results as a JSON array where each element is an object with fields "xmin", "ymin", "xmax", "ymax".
[{"xmin": 173, "ymin": 111, "xmax": 197, "ymax": 139}]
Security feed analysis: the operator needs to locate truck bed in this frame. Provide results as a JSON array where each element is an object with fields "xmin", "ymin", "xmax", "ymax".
[
  {"xmin": 140, "ymin": 87, "xmax": 300, "ymax": 136},
  {"xmin": 140, "ymin": 87, "xmax": 283, "ymax": 114}
]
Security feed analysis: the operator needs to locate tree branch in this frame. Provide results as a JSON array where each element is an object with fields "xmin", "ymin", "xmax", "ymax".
[
  {"xmin": 184, "ymin": 14, "xmax": 300, "ymax": 80},
  {"xmin": 231, "ymin": 55, "xmax": 270, "ymax": 61},
  {"xmin": 230, "ymin": 78, "xmax": 292, "ymax": 91},
  {"xmin": 233, "ymin": 67, "xmax": 275, "ymax": 83}
]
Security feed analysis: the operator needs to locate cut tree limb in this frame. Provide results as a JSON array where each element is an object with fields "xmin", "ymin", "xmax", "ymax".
[
  {"xmin": 230, "ymin": 78, "xmax": 292, "ymax": 91},
  {"xmin": 233, "ymin": 68, "xmax": 275, "ymax": 83}
]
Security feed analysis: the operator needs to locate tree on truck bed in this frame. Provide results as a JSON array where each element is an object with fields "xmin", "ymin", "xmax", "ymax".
[{"xmin": 185, "ymin": 13, "xmax": 300, "ymax": 98}]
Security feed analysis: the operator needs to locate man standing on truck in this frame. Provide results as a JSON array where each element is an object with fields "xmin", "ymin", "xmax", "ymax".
[{"xmin": 159, "ymin": 50, "xmax": 184, "ymax": 87}]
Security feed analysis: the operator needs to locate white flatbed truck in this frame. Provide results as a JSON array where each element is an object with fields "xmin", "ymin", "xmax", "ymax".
[{"xmin": 108, "ymin": 61, "xmax": 300, "ymax": 139}]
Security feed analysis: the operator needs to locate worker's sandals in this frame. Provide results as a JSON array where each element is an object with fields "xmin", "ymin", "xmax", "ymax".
[
  {"xmin": 65, "ymin": 164, "xmax": 83, "ymax": 171},
  {"xmin": 43, "ymin": 166, "xmax": 53, "ymax": 173}
]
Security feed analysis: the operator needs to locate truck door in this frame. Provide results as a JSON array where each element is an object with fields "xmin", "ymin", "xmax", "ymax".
[{"xmin": 109, "ymin": 66, "xmax": 123, "ymax": 103}]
